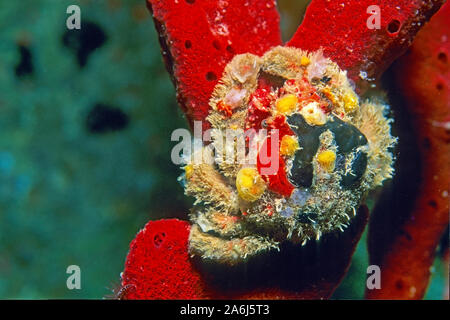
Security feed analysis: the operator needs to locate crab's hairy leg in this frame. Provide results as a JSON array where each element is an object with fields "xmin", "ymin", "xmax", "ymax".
[
  {"xmin": 366, "ymin": 2, "xmax": 450, "ymax": 299},
  {"xmin": 190, "ymin": 208, "xmax": 244, "ymax": 238},
  {"xmin": 146, "ymin": 0, "xmax": 282, "ymax": 127},
  {"xmin": 185, "ymin": 161, "xmax": 239, "ymax": 214},
  {"xmin": 189, "ymin": 224, "xmax": 278, "ymax": 265},
  {"xmin": 287, "ymin": 0, "xmax": 445, "ymax": 92}
]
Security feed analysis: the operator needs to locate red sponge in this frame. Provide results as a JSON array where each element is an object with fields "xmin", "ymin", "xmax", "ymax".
[
  {"xmin": 146, "ymin": 0, "xmax": 282, "ymax": 127},
  {"xmin": 288, "ymin": 0, "xmax": 444, "ymax": 91},
  {"xmin": 121, "ymin": 219, "xmax": 210, "ymax": 299}
]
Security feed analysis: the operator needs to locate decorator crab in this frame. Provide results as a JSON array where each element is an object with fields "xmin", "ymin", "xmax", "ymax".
[{"xmin": 184, "ymin": 47, "xmax": 395, "ymax": 264}]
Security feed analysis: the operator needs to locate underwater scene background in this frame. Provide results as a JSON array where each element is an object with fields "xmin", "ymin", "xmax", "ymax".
[{"xmin": 0, "ymin": 0, "xmax": 447, "ymax": 299}]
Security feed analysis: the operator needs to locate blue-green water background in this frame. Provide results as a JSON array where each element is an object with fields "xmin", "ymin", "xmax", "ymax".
[{"xmin": 0, "ymin": 0, "xmax": 446, "ymax": 299}]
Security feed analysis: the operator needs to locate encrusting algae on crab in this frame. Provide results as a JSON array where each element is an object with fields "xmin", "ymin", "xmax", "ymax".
[{"xmin": 180, "ymin": 46, "xmax": 396, "ymax": 265}]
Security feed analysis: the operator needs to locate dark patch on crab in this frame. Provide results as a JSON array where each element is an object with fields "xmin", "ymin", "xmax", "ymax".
[
  {"xmin": 287, "ymin": 114, "xmax": 368, "ymax": 189},
  {"xmin": 296, "ymin": 211, "xmax": 319, "ymax": 224}
]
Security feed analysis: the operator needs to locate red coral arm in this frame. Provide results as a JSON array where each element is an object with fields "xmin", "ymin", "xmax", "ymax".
[
  {"xmin": 287, "ymin": 0, "xmax": 445, "ymax": 91},
  {"xmin": 120, "ymin": 219, "xmax": 211, "ymax": 299},
  {"xmin": 366, "ymin": 2, "xmax": 450, "ymax": 299},
  {"xmin": 146, "ymin": 0, "xmax": 282, "ymax": 127}
]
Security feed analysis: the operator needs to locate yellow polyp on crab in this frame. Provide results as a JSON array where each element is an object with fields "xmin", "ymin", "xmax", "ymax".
[
  {"xmin": 317, "ymin": 150, "xmax": 337, "ymax": 172},
  {"xmin": 276, "ymin": 94, "xmax": 298, "ymax": 115},
  {"xmin": 184, "ymin": 164, "xmax": 194, "ymax": 180},
  {"xmin": 236, "ymin": 167, "xmax": 266, "ymax": 202},
  {"xmin": 280, "ymin": 135, "xmax": 299, "ymax": 157},
  {"xmin": 343, "ymin": 92, "xmax": 359, "ymax": 113},
  {"xmin": 300, "ymin": 101, "xmax": 327, "ymax": 126},
  {"xmin": 300, "ymin": 56, "xmax": 310, "ymax": 66}
]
